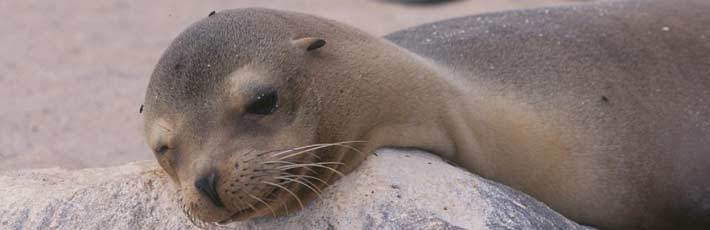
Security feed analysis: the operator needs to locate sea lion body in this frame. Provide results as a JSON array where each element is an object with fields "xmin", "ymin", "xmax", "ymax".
[
  {"xmin": 386, "ymin": 1, "xmax": 710, "ymax": 228},
  {"xmin": 143, "ymin": 0, "xmax": 710, "ymax": 229}
]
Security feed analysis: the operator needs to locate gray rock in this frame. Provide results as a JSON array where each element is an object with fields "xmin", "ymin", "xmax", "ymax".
[{"xmin": 0, "ymin": 149, "xmax": 587, "ymax": 229}]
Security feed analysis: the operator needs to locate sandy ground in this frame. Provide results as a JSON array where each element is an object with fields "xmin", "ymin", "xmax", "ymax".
[{"xmin": 0, "ymin": 0, "xmax": 588, "ymax": 170}]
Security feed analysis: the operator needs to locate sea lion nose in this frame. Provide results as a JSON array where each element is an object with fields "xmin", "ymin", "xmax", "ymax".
[{"xmin": 195, "ymin": 172, "xmax": 224, "ymax": 208}]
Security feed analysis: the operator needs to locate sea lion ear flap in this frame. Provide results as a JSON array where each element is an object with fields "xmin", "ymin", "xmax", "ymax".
[{"xmin": 292, "ymin": 37, "xmax": 326, "ymax": 51}]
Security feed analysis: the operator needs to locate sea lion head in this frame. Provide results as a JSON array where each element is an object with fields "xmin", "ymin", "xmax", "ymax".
[{"xmin": 142, "ymin": 8, "xmax": 370, "ymax": 225}]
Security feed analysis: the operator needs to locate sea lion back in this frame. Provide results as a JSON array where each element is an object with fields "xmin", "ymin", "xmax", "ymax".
[{"xmin": 386, "ymin": 0, "xmax": 710, "ymax": 228}]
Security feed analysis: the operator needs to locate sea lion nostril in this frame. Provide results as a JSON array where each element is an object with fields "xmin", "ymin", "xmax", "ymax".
[{"xmin": 194, "ymin": 172, "xmax": 224, "ymax": 208}]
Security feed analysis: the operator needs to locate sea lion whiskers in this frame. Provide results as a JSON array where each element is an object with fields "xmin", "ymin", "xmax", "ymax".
[
  {"xmin": 232, "ymin": 140, "xmax": 366, "ymax": 212},
  {"xmin": 246, "ymin": 191, "xmax": 290, "ymax": 216},
  {"xmin": 277, "ymin": 143, "xmax": 367, "ymax": 161},
  {"xmin": 275, "ymin": 176, "xmax": 323, "ymax": 197},
  {"xmin": 262, "ymin": 181, "xmax": 305, "ymax": 210},
  {"xmin": 181, "ymin": 180, "xmax": 257, "ymax": 226},
  {"xmin": 217, "ymin": 185, "xmax": 274, "ymax": 224},
  {"xmin": 264, "ymin": 160, "xmax": 345, "ymax": 167},
  {"xmin": 257, "ymin": 142, "xmax": 332, "ymax": 157},
  {"xmin": 246, "ymin": 193, "xmax": 277, "ymax": 217},
  {"xmin": 267, "ymin": 194, "xmax": 290, "ymax": 216},
  {"xmin": 275, "ymin": 162, "xmax": 346, "ymax": 172},
  {"xmin": 277, "ymin": 163, "xmax": 345, "ymax": 177},
  {"xmin": 235, "ymin": 192, "xmax": 260, "ymax": 215},
  {"xmin": 219, "ymin": 194, "xmax": 261, "ymax": 224},
  {"xmin": 262, "ymin": 160, "xmax": 317, "ymax": 175},
  {"xmin": 255, "ymin": 144, "xmax": 322, "ymax": 160},
  {"xmin": 268, "ymin": 141, "xmax": 367, "ymax": 160},
  {"xmin": 285, "ymin": 163, "xmax": 320, "ymax": 175},
  {"xmin": 279, "ymin": 173, "xmax": 329, "ymax": 186},
  {"xmin": 277, "ymin": 174, "xmax": 323, "ymax": 193}
]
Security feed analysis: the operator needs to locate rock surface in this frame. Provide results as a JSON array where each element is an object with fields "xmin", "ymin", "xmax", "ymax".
[{"xmin": 0, "ymin": 149, "xmax": 587, "ymax": 229}]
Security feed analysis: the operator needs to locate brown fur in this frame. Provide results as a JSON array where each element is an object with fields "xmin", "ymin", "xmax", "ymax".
[{"xmin": 144, "ymin": 1, "xmax": 710, "ymax": 229}]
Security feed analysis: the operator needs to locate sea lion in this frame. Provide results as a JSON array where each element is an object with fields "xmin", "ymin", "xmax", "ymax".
[{"xmin": 142, "ymin": 0, "xmax": 710, "ymax": 229}]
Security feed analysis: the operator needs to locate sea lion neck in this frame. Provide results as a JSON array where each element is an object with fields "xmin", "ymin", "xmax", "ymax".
[
  {"xmin": 322, "ymin": 38, "xmax": 537, "ymax": 180},
  {"xmin": 311, "ymin": 39, "xmax": 484, "ymax": 174}
]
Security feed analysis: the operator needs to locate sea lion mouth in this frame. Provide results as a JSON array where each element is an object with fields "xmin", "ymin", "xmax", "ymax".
[
  {"xmin": 218, "ymin": 208, "xmax": 253, "ymax": 224},
  {"xmin": 207, "ymin": 141, "xmax": 366, "ymax": 224},
  {"xmin": 217, "ymin": 182, "xmax": 286, "ymax": 224}
]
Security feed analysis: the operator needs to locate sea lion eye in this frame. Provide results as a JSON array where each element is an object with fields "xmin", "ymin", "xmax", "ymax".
[
  {"xmin": 156, "ymin": 145, "xmax": 170, "ymax": 155},
  {"xmin": 245, "ymin": 91, "xmax": 278, "ymax": 115}
]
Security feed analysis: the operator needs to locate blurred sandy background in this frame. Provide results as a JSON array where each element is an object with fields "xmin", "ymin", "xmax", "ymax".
[{"xmin": 0, "ymin": 0, "xmax": 589, "ymax": 171}]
